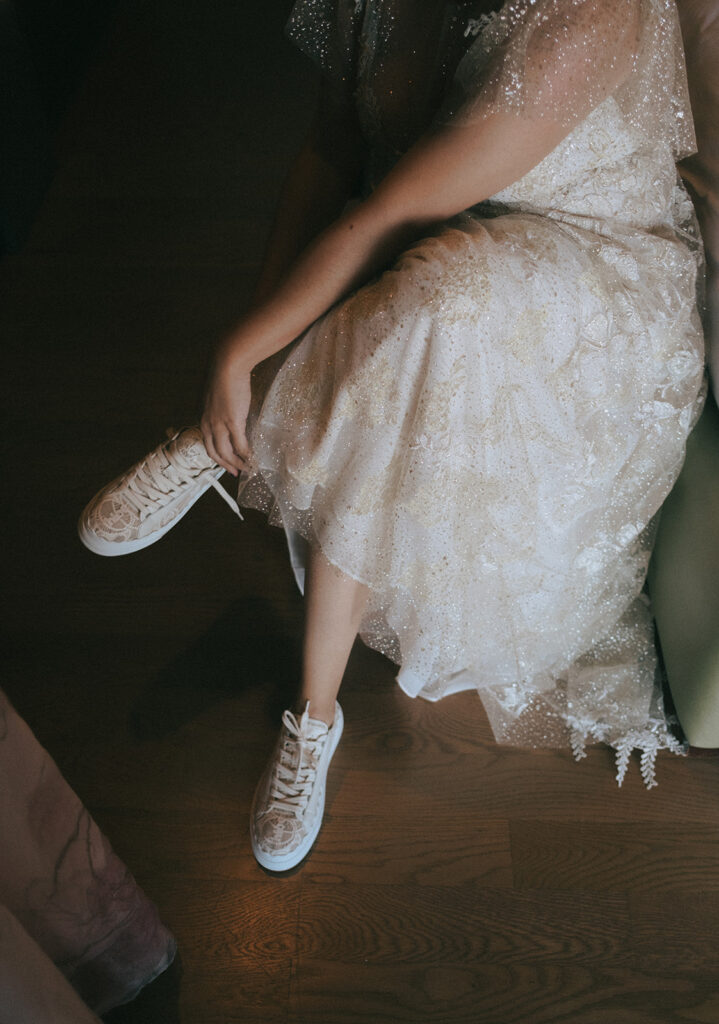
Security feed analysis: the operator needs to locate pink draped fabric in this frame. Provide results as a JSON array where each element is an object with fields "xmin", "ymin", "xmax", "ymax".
[
  {"xmin": 0, "ymin": 907, "xmax": 101, "ymax": 1024},
  {"xmin": 0, "ymin": 689, "xmax": 176, "ymax": 1017}
]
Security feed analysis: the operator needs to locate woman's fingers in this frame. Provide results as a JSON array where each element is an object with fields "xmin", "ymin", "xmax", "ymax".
[
  {"xmin": 200, "ymin": 351, "xmax": 254, "ymax": 476},
  {"xmin": 201, "ymin": 419, "xmax": 249, "ymax": 477},
  {"xmin": 200, "ymin": 429, "xmax": 229, "ymax": 475},
  {"xmin": 225, "ymin": 421, "xmax": 252, "ymax": 471}
]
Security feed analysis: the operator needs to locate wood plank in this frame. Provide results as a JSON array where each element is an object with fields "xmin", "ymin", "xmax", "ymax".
[
  {"xmin": 629, "ymin": 892, "xmax": 719, "ymax": 971},
  {"xmin": 301, "ymin": 814, "xmax": 513, "ymax": 887},
  {"xmin": 511, "ymin": 821, "xmax": 719, "ymax": 892},
  {"xmin": 296, "ymin": 884, "xmax": 630, "ymax": 965},
  {"xmin": 337, "ymin": 752, "xmax": 719, "ymax": 824},
  {"xmin": 291, "ymin": 961, "xmax": 716, "ymax": 1024}
]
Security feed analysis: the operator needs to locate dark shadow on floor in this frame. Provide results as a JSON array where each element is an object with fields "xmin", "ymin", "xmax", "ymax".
[{"xmin": 129, "ymin": 597, "xmax": 301, "ymax": 741}]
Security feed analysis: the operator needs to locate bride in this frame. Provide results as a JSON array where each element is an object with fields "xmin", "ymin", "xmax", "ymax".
[{"xmin": 79, "ymin": 0, "xmax": 705, "ymax": 871}]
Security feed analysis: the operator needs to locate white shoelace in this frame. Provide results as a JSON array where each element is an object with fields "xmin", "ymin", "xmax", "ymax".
[
  {"xmin": 122, "ymin": 434, "xmax": 243, "ymax": 521},
  {"xmin": 268, "ymin": 707, "xmax": 327, "ymax": 813}
]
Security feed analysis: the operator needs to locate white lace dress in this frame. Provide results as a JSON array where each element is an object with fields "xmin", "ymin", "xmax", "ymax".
[{"xmin": 240, "ymin": 0, "xmax": 705, "ymax": 785}]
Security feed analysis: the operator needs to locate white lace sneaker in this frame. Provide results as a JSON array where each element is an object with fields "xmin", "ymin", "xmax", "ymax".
[
  {"xmin": 78, "ymin": 427, "xmax": 241, "ymax": 556},
  {"xmin": 250, "ymin": 701, "xmax": 344, "ymax": 871}
]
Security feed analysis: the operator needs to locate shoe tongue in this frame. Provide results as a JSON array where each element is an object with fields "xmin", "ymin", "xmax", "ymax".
[
  {"xmin": 173, "ymin": 428, "xmax": 212, "ymax": 467},
  {"xmin": 304, "ymin": 716, "xmax": 329, "ymax": 741}
]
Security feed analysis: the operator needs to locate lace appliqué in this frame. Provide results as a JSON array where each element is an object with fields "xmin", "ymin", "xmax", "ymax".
[{"xmin": 569, "ymin": 716, "xmax": 687, "ymax": 789}]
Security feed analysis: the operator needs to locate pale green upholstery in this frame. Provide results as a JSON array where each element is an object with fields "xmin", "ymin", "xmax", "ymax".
[
  {"xmin": 648, "ymin": 395, "xmax": 719, "ymax": 747},
  {"xmin": 646, "ymin": 1, "xmax": 719, "ymax": 748}
]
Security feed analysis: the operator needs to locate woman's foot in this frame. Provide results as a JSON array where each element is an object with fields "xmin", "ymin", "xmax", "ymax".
[
  {"xmin": 78, "ymin": 427, "xmax": 241, "ymax": 556},
  {"xmin": 250, "ymin": 701, "xmax": 343, "ymax": 871}
]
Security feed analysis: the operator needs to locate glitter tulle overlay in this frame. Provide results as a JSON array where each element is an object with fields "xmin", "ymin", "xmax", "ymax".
[{"xmin": 241, "ymin": 0, "xmax": 705, "ymax": 785}]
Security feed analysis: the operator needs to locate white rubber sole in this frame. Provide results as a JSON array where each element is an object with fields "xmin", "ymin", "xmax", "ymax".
[
  {"xmin": 77, "ymin": 466, "xmax": 225, "ymax": 556},
  {"xmin": 251, "ymin": 703, "xmax": 344, "ymax": 872}
]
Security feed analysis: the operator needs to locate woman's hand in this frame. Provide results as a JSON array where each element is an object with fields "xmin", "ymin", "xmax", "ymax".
[{"xmin": 200, "ymin": 343, "xmax": 253, "ymax": 477}]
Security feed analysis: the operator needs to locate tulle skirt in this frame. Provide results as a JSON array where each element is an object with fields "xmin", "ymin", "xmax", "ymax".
[{"xmin": 240, "ymin": 209, "xmax": 704, "ymax": 784}]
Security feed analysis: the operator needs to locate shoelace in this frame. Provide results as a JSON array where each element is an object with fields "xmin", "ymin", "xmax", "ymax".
[
  {"xmin": 268, "ymin": 706, "xmax": 327, "ymax": 813},
  {"xmin": 122, "ymin": 432, "xmax": 243, "ymax": 521}
]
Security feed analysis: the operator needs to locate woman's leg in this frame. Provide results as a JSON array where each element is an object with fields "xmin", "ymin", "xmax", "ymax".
[
  {"xmin": 298, "ymin": 546, "xmax": 369, "ymax": 724},
  {"xmin": 250, "ymin": 545, "xmax": 368, "ymax": 871}
]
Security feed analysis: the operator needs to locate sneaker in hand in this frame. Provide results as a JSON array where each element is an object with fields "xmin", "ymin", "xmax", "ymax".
[{"xmin": 78, "ymin": 427, "xmax": 242, "ymax": 556}]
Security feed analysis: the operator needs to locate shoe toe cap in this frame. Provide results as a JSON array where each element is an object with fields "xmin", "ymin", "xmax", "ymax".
[{"xmin": 253, "ymin": 810, "xmax": 306, "ymax": 857}]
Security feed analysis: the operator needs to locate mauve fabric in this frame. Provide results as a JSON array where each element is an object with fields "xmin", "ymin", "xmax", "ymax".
[
  {"xmin": 0, "ymin": 906, "xmax": 101, "ymax": 1024},
  {"xmin": 0, "ymin": 689, "xmax": 176, "ymax": 1015}
]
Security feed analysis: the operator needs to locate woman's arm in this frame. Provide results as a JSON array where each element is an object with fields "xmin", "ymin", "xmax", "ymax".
[
  {"xmin": 203, "ymin": 0, "xmax": 637, "ymax": 474},
  {"xmin": 201, "ymin": 113, "xmax": 563, "ymax": 472},
  {"xmin": 243, "ymin": 89, "xmax": 363, "ymax": 411}
]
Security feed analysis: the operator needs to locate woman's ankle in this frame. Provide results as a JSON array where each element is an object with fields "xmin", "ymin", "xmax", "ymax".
[{"xmin": 294, "ymin": 697, "xmax": 336, "ymax": 727}]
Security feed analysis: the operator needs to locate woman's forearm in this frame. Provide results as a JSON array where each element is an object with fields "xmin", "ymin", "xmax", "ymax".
[
  {"xmin": 200, "ymin": 201, "xmax": 407, "ymax": 475},
  {"xmin": 218, "ymin": 199, "xmax": 433, "ymax": 373},
  {"xmin": 222, "ymin": 102, "xmax": 589, "ymax": 377}
]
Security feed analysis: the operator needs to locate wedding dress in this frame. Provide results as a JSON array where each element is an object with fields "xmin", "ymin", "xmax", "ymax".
[{"xmin": 240, "ymin": 0, "xmax": 705, "ymax": 785}]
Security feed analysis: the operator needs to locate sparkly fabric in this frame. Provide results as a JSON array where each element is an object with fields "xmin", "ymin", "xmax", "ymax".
[{"xmin": 243, "ymin": 0, "xmax": 705, "ymax": 783}]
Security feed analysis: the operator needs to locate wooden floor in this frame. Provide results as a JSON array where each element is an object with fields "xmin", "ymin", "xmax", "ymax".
[{"xmin": 3, "ymin": 2, "xmax": 719, "ymax": 1021}]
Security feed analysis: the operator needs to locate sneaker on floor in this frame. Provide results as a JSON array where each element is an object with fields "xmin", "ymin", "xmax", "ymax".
[
  {"xmin": 251, "ymin": 701, "xmax": 344, "ymax": 872},
  {"xmin": 78, "ymin": 427, "xmax": 241, "ymax": 556}
]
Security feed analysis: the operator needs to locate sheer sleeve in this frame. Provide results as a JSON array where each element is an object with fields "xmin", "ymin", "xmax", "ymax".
[
  {"xmin": 285, "ymin": 0, "xmax": 363, "ymax": 95},
  {"xmin": 442, "ymin": 0, "xmax": 696, "ymax": 161}
]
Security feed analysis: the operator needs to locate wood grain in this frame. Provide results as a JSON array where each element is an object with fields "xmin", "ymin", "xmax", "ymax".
[
  {"xmin": 295, "ymin": 884, "xmax": 631, "ymax": 965},
  {"xmin": 290, "ymin": 961, "xmax": 718, "ymax": 1024},
  {"xmin": 511, "ymin": 820, "xmax": 719, "ymax": 892}
]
